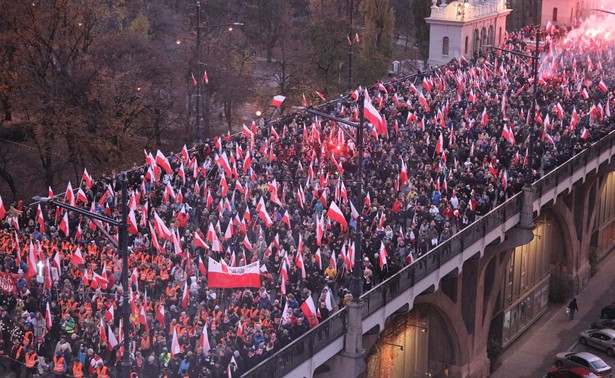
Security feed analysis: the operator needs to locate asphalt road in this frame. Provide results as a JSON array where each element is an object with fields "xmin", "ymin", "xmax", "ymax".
[{"xmin": 491, "ymin": 250, "xmax": 615, "ymax": 378}]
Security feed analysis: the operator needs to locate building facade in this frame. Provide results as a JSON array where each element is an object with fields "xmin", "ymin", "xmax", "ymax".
[{"xmin": 425, "ymin": 0, "xmax": 512, "ymax": 67}]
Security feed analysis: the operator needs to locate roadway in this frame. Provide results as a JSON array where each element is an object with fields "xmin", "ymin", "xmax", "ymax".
[{"xmin": 491, "ymin": 250, "xmax": 615, "ymax": 377}]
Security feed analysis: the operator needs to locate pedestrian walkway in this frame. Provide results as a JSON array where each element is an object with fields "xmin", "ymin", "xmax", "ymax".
[{"xmin": 491, "ymin": 250, "xmax": 615, "ymax": 378}]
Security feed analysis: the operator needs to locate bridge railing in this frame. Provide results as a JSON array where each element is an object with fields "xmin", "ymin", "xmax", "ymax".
[{"xmin": 242, "ymin": 129, "xmax": 615, "ymax": 378}]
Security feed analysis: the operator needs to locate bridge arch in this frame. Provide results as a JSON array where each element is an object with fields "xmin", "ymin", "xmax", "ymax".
[{"xmin": 364, "ymin": 303, "xmax": 458, "ymax": 377}]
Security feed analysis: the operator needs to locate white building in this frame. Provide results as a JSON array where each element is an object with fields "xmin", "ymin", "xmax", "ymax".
[{"xmin": 425, "ymin": 0, "xmax": 512, "ymax": 67}]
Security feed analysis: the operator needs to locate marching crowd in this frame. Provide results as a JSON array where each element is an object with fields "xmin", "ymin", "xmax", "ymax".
[{"xmin": 0, "ymin": 23, "xmax": 614, "ymax": 378}]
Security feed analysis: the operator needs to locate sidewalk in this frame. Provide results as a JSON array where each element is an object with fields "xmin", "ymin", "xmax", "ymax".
[{"xmin": 490, "ymin": 250, "xmax": 615, "ymax": 378}]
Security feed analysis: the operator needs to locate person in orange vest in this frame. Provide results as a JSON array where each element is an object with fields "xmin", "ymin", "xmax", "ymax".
[
  {"xmin": 52, "ymin": 351, "xmax": 67, "ymax": 377},
  {"xmin": 72, "ymin": 359, "xmax": 84, "ymax": 378},
  {"xmin": 24, "ymin": 348, "xmax": 38, "ymax": 378},
  {"xmin": 10, "ymin": 340, "xmax": 24, "ymax": 377},
  {"xmin": 96, "ymin": 361, "xmax": 111, "ymax": 378}
]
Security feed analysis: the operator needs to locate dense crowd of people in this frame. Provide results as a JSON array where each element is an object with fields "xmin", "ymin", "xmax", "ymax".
[{"xmin": 0, "ymin": 22, "xmax": 614, "ymax": 378}]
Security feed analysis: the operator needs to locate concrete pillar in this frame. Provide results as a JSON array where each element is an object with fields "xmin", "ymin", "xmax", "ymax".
[
  {"xmin": 338, "ymin": 301, "xmax": 366, "ymax": 377},
  {"xmin": 520, "ymin": 186, "xmax": 534, "ymax": 230}
]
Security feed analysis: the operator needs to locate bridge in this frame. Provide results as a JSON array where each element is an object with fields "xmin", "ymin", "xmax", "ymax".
[{"xmin": 242, "ymin": 129, "xmax": 615, "ymax": 378}]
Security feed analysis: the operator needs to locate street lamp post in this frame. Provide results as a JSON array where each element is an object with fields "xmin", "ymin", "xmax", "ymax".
[
  {"xmin": 194, "ymin": 1, "xmax": 244, "ymax": 144},
  {"xmin": 308, "ymin": 94, "xmax": 366, "ymax": 373},
  {"xmin": 487, "ymin": 28, "xmax": 540, "ymax": 185},
  {"xmin": 347, "ymin": 0, "xmax": 354, "ymax": 91},
  {"xmin": 306, "ymin": 93, "xmax": 365, "ymax": 301},
  {"xmin": 34, "ymin": 174, "xmax": 131, "ymax": 378}
]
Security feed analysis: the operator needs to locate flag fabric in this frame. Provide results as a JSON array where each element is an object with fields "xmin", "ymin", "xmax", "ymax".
[
  {"xmin": 45, "ymin": 303, "xmax": 52, "ymax": 330},
  {"xmin": 207, "ymin": 257, "xmax": 261, "ymax": 288},
  {"xmin": 201, "ymin": 323, "xmax": 210, "ymax": 356},
  {"xmin": 107, "ymin": 324, "xmax": 118, "ymax": 350},
  {"xmin": 327, "ymin": 201, "xmax": 348, "ymax": 228},
  {"xmin": 82, "ymin": 168, "xmax": 93, "ymax": 189},
  {"xmin": 271, "ymin": 95, "xmax": 286, "ymax": 107},
  {"xmin": 171, "ymin": 327, "xmax": 181, "ymax": 357},
  {"xmin": 300, "ymin": 296, "xmax": 319, "ymax": 327},
  {"xmin": 363, "ymin": 92, "xmax": 386, "ymax": 135}
]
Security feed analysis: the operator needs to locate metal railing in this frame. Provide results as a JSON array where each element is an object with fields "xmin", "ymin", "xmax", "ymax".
[{"xmin": 242, "ymin": 129, "xmax": 615, "ymax": 378}]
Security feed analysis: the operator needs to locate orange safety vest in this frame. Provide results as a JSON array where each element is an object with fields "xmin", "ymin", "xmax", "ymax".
[
  {"xmin": 73, "ymin": 361, "xmax": 84, "ymax": 378},
  {"xmin": 25, "ymin": 353, "xmax": 37, "ymax": 368},
  {"xmin": 23, "ymin": 331, "xmax": 33, "ymax": 346},
  {"xmin": 53, "ymin": 356, "xmax": 65, "ymax": 373},
  {"xmin": 97, "ymin": 365, "xmax": 110, "ymax": 378}
]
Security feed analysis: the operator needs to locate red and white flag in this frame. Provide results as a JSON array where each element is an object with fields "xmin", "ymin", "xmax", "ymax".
[
  {"xmin": 171, "ymin": 327, "xmax": 181, "ymax": 357},
  {"xmin": 45, "ymin": 302, "xmax": 52, "ymax": 330},
  {"xmin": 327, "ymin": 201, "xmax": 348, "ymax": 228},
  {"xmin": 271, "ymin": 95, "xmax": 286, "ymax": 107},
  {"xmin": 207, "ymin": 257, "xmax": 261, "ymax": 288},
  {"xmin": 155, "ymin": 150, "xmax": 172, "ymax": 174},
  {"xmin": 82, "ymin": 168, "xmax": 93, "ymax": 189},
  {"xmin": 300, "ymin": 296, "xmax": 319, "ymax": 327},
  {"xmin": 379, "ymin": 241, "xmax": 388, "ymax": 269},
  {"xmin": 201, "ymin": 323, "xmax": 210, "ymax": 356},
  {"xmin": 363, "ymin": 91, "xmax": 386, "ymax": 135},
  {"xmin": 107, "ymin": 324, "xmax": 118, "ymax": 350},
  {"xmin": 71, "ymin": 247, "xmax": 84, "ymax": 265}
]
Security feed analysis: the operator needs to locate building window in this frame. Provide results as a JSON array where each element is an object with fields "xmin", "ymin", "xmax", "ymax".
[
  {"xmin": 442, "ymin": 37, "xmax": 449, "ymax": 55},
  {"xmin": 465, "ymin": 36, "xmax": 469, "ymax": 54},
  {"xmin": 474, "ymin": 29, "xmax": 479, "ymax": 53},
  {"xmin": 499, "ymin": 27, "xmax": 502, "ymax": 45},
  {"xmin": 488, "ymin": 25, "xmax": 494, "ymax": 45},
  {"xmin": 553, "ymin": 7, "xmax": 558, "ymax": 22}
]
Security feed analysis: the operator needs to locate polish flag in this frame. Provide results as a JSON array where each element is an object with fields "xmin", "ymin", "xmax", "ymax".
[
  {"xmin": 181, "ymin": 281, "xmax": 190, "ymax": 308},
  {"xmin": 156, "ymin": 305, "xmax": 165, "ymax": 326},
  {"xmin": 271, "ymin": 95, "xmax": 286, "ymax": 107},
  {"xmin": 242, "ymin": 124, "xmax": 254, "ymax": 139},
  {"xmin": 555, "ymin": 102, "xmax": 564, "ymax": 119},
  {"xmin": 435, "ymin": 132, "xmax": 444, "ymax": 155},
  {"xmin": 599, "ymin": 80, "xmax": 608, "ymax": 93},
  {"xmin": 581, "ymin": 127, "xmax": 590, "ymax": 140},
  {"xmin": 45, "ymin": 302, "xmax": 52, "ymax": 330},
  {"xmin": 148, "ymin": 222, "xmax": 161, "ymax": 252},
  {"xmin": 0, "ymin": 196, "xmax": 5, "ymax": 220},
  {"xmin": 52, "ymin": 251, "xmax": 62, "ymax": 276},
  {"xmin": 99, "ymin": 320, "xmax": 108, "ymax": 346},
  {"xmin": 419, "ymin": 93, "xmax": 430, "ymax": 112},
  {"xmin": 171, "ymin": 327, "xmax": 181, "ymax": 357},
  {"xmin": 379, "ymin": 241, "xmax": 388, "ymax": 269},
  {"xmin": 481, "ymin": 108, "xmax": 488, "ymax": 128},
  {"xmin": 107, "ymin": 324, "xmax": 118, "ymax": 350},
  {"xmin": 300, "ymin": 296, "xmax": 319, "ymax": 327},
  {"xmin": 327, "ymin": 201, "xmax": 348, "ymax": 228},
  {"xmin": 302, "ymin": 93, "xmax": 309, "ymax": 107},
  {"xmin": 82, "ymin": 168, "xmax": 93, "ymax": 189},
  {"xmin": 59, "ymin": 211, "xmax": 69, "ymax": 236},
  {"xmin": 363, "ymin": 91, "xmax": 386, "ymax": 135},
  {"xmin": 198, "ymin": 255, "xmax": 207, "ymax": 276},
  {"xmin": 570, "ymin": 107, "xmax": 579, "ymax": 131},
  {"xmin": 207, "ymin": 257, "xmax": 261, "ymax": 288},
  {"xmin": 201, "ymin": 323, "xmax": 210, "ymax": 356},
  {"xmin": 127, "ymin": 209, "xmax": 138, "ymax": 235},
  {"xmin": 315, "ymin": 248, "xmax": 322, "ymax": 270},
  {"xmin": 74, "ymin": 188, "xmax": 88, "ymax": 205},
  {"xmin": 281, "ymin": 210, "xmax": 291, "ymax": 229},
  {"xmin": 35, "ymin": 204, "xmax": 45, "ymax": 233},
  {"xmin": 155, "ymin": 150, "xmax": 172, "ymax": 174},
  {"xmin": 194, "ymin": 232, "xmax": 209, "ymax": 250},
  {"xmin": 105, "ymin": 306, "xmax": 114, "ymax": 323},
  {"xmin": 65, "ymin": 182, "xmax": 75, "ymax": 207},
  {"xmin": 71, "ymin": 247, "xmax": 84, "ymax": 266},
  {"xmin": 25, "ymin": 242, "xmax": 37, "ymax": 279},
  {"xmin": 316, "ymin": 90, "xmax": 326, "ymax": 101}
]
